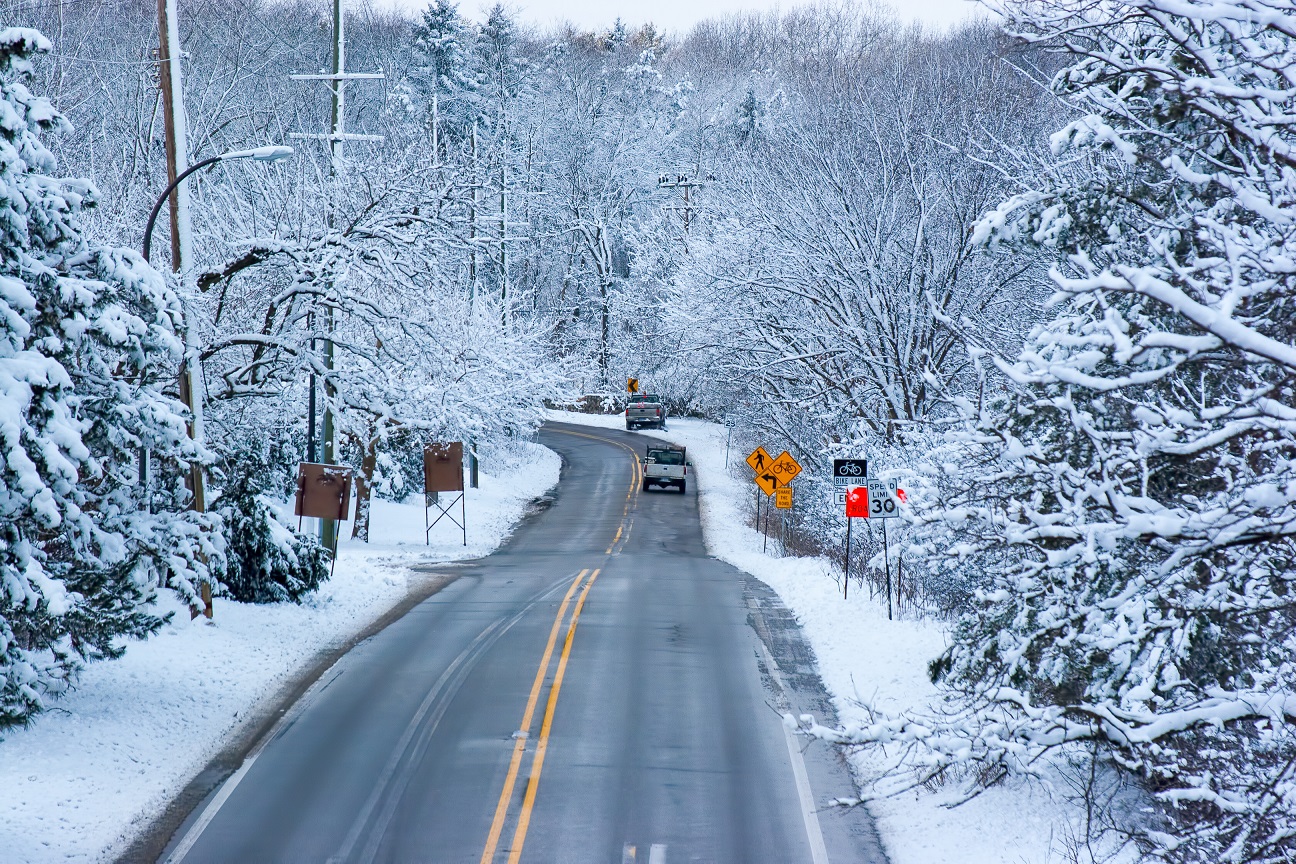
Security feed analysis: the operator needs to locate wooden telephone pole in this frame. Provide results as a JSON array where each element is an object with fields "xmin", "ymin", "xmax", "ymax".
[
  {"xmin": 289, "ymin": 0, "xmax": 384, "ymax": 552},
  {"xmin": 157, "ymin": 0, "xmax": 212, "ymax": 618}
]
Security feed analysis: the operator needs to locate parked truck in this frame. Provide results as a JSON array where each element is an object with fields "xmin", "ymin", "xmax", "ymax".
[
  {"xmin": 642, "ymin": 445, "xmax": 688, "ymax": 493},
  {"xmin": 625, "ymin": 394, "xmax": 667, "ymax": 430}
]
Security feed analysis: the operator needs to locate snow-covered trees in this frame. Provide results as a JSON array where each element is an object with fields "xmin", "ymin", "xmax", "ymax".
[
  {"xmin": 835, "ymin": 2, "xmax": 1296, "ymax": 860},
  {"xmin": 0, "ymin": 29, "xmax": 220, "ymax": 730}
]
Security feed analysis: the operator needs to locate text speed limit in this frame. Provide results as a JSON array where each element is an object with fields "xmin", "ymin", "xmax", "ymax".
[{"xmin": 867, "ymin": 478, "xmax": 900, "ymax": 519}]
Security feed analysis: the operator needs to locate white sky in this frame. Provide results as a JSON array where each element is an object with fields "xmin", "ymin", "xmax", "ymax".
[{"xmin": 379, "ymin": 0, "xmax": 985, "ymax": 35}]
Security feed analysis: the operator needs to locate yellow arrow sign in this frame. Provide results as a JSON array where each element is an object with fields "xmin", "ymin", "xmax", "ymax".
[
  {"xmin": 746, "ymin": 446, "xmax": 773, "ymax": 474},
  {"xmin": 627, "ymin": 377, "xmax": 639, "ymax": 394},
  {"xmin": 771, "ymin": 451, "xmax": 801, "ymax": 483},
  {"xmin": 754, "ymin": 471, "xmax": 779, "ymax": 496}
]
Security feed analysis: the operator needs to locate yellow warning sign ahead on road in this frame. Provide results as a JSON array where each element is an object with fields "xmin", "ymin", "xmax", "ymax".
[
  {"xmin": 754, "ymin": 470, "xmax": 779, "ymax": 496},
  {"xmin": 775, "ymin": 487, "xmax": 793, "ymax": 509},
  {"xmin": 627, "ymin": 377, "xmax": 639, "ymax": 394},
  {"xmin": 746, "ymin": 446, "xmax": 773, "ymax": 474},
  {"xmin": 771, "ymin": 451, "xmax": 801, "ymax": 483}
]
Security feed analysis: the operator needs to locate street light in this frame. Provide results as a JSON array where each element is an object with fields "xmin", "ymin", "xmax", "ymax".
[
  {"xmin": 139, "ymin": 143, "xmax": 293, "ymax": 518},
  {"xmin": 143, "ymin": 145, "xmax": 293, "ymax": 262}
]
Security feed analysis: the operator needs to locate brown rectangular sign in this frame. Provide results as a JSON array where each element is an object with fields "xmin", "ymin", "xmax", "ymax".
[
  {"xmin": 295, "ymin": 462, "xmax": 353, "ymax": 520},
  {"xmin": 424, "ymin": 442, "xmax": 465, "ymax": 493}
]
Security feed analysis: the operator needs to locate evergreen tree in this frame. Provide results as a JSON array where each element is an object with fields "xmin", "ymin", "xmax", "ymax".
[
  {"xmin": 733, "ymin": 85, "xmax": 764, "ymax": 144},
  {"xmin": 214, "ymin": 441, "xmax": 329, "ymax": 604},
  {"xmin": 0, "ymin": 28, "xmax": 221, "ymax": 730},
  {"xmin": 476, "ymin": 3, "xmax": 525, "ymax": 119},
  {"xmin": 412, "ymin": 0, "xmax": 477, "ymax": 153}
]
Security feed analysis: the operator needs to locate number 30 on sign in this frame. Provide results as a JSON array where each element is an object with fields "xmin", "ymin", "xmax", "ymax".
[{"xmin": 867, "ymin": 478, "xmax": 900, "ymax": 519}]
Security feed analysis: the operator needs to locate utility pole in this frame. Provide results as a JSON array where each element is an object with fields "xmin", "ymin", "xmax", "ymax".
[
  {"xmin": 469, "ymin": 120, "xmax": 479, "ymax": 311},
  {"xmin": 156, "ymin": 0, "xmax": 192, "ymax": 271},
  {"xmin": 289, "ymin": 0, "xmax": 384, "ymax": 552},
  {"xmin": 657, "ymin": 171, "xmax": 712, "ymax": 235},
  {"xmin": 157, "ymin": 0, "xmax": 211, "ymax": 618}
]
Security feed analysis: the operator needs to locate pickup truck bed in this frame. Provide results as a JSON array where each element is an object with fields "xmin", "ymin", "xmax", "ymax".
[{"xmin": 642, "ymin": 445, "xmax": 687, "ymax": 493}]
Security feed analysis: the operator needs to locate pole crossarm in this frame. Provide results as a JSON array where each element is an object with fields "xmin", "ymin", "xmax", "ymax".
[
  {"xmin": 288, "ymin": 132, "xmax": 385, "ymax": 143},
  {"xmin": 289, "ymin": 72, "xmax": 385, "ymax": 80}
]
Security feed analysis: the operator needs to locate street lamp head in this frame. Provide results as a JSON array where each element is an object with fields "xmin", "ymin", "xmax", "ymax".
[{"xmin": 220, "ymin": 145, "xmax": 294, "ymax": 162}]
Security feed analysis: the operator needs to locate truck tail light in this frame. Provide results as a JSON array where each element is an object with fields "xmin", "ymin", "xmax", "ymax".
[{"xmin": 655, "ymin": 408, "xmax": 661, "ymax": 416}]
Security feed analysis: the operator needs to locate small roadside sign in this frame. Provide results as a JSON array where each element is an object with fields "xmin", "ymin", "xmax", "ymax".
[
  {"xmin": 775, "ymin": 487, "xmax": 793, "ymax": 509},
  {"xmin": 771, "ymin": 451, "xmax": 802, "ymax": 483},
  {"xmin": 754, "ymin": 471, "xmax": 779, "ymax": 496},
  {"xmin": 746, "ymin": 446, "xmax": 773, "ymax": 473},
  {"xmin": 627, "ymin": 377, "xmax": 639, "ymax": 394},
  {"xmin": 845, "ymin": 485, "xmax": 868, "ymax": 518},
  {"xmin": 832, "ymin": 458, "xmax": 867, "ymax": 506},
  {"xmin": 867, "ymin": 477, "xmax": 901, "ymax": 519}
]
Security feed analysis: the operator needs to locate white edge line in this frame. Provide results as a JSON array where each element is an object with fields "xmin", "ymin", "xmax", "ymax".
[
  {"xmin": 161, "ymin": 664, "xmax": 344, "ymax": 864},
  {"xmin": 755, "ymin": 635, "xmax": 831, "ymax": 864}
]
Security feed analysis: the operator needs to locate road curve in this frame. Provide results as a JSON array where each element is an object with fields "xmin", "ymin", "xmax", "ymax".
[{"xmin": 153, "ymin": 422, "xmax": 887, "ymax": 864}]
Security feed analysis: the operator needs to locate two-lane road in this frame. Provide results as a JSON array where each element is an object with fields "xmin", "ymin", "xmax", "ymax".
[{"xmin": 154, "ymin": 423, "xmax": 886, "ymax": 864}]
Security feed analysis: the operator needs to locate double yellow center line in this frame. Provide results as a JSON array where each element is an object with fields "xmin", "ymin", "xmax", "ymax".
[
  {"xmin": 479, "ymin": 427, "xmax": 645, "ymax": 864},
  {"xmin": 479, "ymin": 567, "xmax": 599, "ymax": 864},
  {"xmin": 480, "ymin": 427, "xmax": 643, "ymax": 863}
]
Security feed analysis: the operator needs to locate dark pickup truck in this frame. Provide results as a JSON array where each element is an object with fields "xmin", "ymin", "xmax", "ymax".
[{"xmin": 625, "ymin": 394, "xmax": 667, "ymax": 430}]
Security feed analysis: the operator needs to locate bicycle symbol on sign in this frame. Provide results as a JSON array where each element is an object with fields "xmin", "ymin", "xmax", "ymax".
[{"xmin": 834, "ymin": 458, "xmax": 867, "ymax": 478}]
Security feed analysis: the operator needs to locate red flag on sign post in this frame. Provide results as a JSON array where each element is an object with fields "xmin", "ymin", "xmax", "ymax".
[{"xmin": 846, "ymin": 486, "xmax": 868, "ymax": 518}]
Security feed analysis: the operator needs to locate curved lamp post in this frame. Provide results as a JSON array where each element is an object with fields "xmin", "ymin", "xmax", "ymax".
[
  {"xmin": 139, "ymin": 143, "xmax": 293, "ymax": 513},
  {"xmin": 140, "ymin": 144, "xmax": 293, "ymax": 619},
  {"xmin": 143, "ymin": 145, "xmax": 293, "ymax": 262}
]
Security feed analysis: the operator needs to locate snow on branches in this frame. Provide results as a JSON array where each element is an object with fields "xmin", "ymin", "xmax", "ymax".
[
  {"xmin": 0, "ymin": 29, "xmax": 220, "ymax": 731},
  {"xmin": 820, "ymin": 2, "xmax": 1296, "ymax": 862}
]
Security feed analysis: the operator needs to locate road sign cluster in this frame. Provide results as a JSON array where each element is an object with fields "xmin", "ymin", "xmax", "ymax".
[
  {"xmin": 833, "ymin": 459, "xmax": 899, "ymax": 519},
  {"xmin": 746, "ymin": 446, "xmax": 801, "ymax": 505}
]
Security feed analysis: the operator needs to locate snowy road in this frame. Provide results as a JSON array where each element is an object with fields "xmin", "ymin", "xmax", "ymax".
[{"xmin": 148, "ymin": 423, "xmax": 884, "ymax": 864}]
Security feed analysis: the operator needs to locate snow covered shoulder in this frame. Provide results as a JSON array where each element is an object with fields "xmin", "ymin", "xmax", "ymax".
[{"xmin": 0, "ymin": 442, "xmax": 559, "ymax": 864}]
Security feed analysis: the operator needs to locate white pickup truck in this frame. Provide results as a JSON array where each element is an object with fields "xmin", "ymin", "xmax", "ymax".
[{"xmin": 641, "ymin": 445, "xmax": 689, "ymax": 493}]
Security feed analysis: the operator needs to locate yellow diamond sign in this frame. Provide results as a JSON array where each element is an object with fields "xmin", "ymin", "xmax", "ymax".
[
  {"xmin": 746, "ymin": 446, "xmax": 773, "ymax": 474},
  {"xmin": 771, "ymin": 451, "xmax": 801, "ymax": 483}
]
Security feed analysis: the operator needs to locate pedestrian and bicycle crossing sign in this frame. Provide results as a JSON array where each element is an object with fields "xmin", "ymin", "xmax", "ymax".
[{"xmin": 749, "ymin": 447, "xmax": 800, "ymax": 497}]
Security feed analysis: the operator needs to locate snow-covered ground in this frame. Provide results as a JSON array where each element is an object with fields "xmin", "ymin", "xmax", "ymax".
[
  {"xmin": 0, "ymin": 441, "xmax": 559, "ymax": 864},
  {"xmin": 550, "ymin": 409, "xmax": 1089, "ymax": 864}
]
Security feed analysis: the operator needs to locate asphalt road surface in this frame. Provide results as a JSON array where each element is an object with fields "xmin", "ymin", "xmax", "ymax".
[{"xmin": 155, "ymin": 423, "xmax": 888, "ymax": 864}]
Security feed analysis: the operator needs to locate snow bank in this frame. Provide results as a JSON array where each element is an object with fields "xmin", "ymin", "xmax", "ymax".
[
  {"xmin": 0, "ymin": 441, "xmax": 559, "ymax": 864},
  {"xmin": 549, "ymin": 410, "xmax": 1086, "ymax": 864}
]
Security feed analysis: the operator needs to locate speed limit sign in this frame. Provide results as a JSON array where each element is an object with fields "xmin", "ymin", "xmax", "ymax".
[{"xmin": 867, "ymin": 478, "xmax": 900, "ymax": 519}]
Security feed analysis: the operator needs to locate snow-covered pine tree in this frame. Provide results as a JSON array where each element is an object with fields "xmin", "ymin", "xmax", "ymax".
[
  {"xmin": 213, "ymin": 440, "xmax": 328, "ymax": 604},
  {"xmin": 0, "ymin": 28, "xmax": 222, "ymax": 730},
  {"xmin": 822, "ymin": 2, "xmax": 1296, "ymax": 860},
  {"xmin": 475, "ymin": 4, "xmax": 525, "ymax": 116},
  {"xmin": 413, "ymin": 0, "xmax": 478, "ymax": 154}
]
